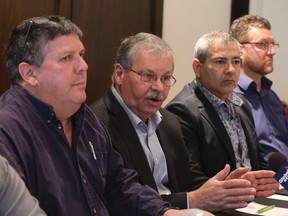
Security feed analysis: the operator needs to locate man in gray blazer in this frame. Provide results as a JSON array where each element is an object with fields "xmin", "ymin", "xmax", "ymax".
[
  {"xmin": 166, "ymin": 31, "xmax": 278, "ymax": 198},
  {"xmin": 90, "ymin": 32, "xmax": 276, "ymax": 213}
]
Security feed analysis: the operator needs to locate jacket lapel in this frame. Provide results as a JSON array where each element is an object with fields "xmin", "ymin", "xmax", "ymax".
[
  {"xmin": 194, "ymin": 86, "xmax": 236, "ymax": 165},
  {"xmin": 103, "ymin": 90, "xmax": 158, "ymax": 190}
]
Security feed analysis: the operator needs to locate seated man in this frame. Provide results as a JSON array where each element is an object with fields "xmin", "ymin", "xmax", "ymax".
[
  {"xmin": 166, "ymin": 31, "xmax": 278, "ymax": 198},
  {"xmin": 0, "ymin": 15, "xmax": 211, "ymax": 216},
  {"xmin": 90, "ymin": 32, "xmax": 276, "ymax": 213},
  {"xmin": 230, "ymin": 15, "xmax": 288, "ymax": 162}
]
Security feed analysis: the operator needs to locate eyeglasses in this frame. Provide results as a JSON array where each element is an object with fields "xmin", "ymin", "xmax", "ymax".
[
  {"xmin": 22, "ymin": 20, "xmax": 34, "ymax": 53},
  {"xmin": 240, "ymin": 42, "xmax": 280, "ymax": 51},
  {"xmin": 21, "ymin": 17, "xmax": 56, "ymax": 54},
  {"xmin": 126, "ymin": 68, "xmax": 176, "ymax": 87}
]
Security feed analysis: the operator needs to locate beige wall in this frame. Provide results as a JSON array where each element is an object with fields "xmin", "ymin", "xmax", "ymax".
[
  {"xmin": 162, "ymin": 0, "xmax": 288, "ymax": 106},
  {"xmin": 250, "ymin": 0, "xmax": 288, "ymax": 103},
  {"xmin": 162, "ymin": 0, "xmax": 231, "ymax": 105}
]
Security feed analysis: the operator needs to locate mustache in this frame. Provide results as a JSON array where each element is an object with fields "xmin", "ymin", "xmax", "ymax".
[{"xmin": 144, "ymin": 91, "xmax": 164, "ymax": 100}]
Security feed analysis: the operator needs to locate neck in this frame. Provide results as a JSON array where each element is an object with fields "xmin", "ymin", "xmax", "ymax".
[{"xmin": 242, "ymin": 68, "xmax": 262, "ymax": 93}]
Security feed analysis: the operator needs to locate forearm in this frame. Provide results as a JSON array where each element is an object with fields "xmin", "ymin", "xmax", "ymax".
[{"xmin": 0, "ymin": 157, "xmax": 46, "ymax": 216}]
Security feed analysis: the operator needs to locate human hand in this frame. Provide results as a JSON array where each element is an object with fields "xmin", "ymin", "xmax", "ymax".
[
  {"xmin": 188, "ymin": 164, "xmax": 255, "ymax": 212},
  {"xmin": 241, "ymin": 170, "xmax": 279, "ymax": 197},
  {"xmin": 164, "ymin": 208, "xmax": 214, "ymax": 216}
]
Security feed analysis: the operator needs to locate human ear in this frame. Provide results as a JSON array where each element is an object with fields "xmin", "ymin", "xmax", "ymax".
[
  {"xmin": 18, "ymin": 62, "xmax": 38, "ymax": 86},
  {"xmin": 192, "ymin": 58, "xmax": 201, "ymax": 79},
  {"xmin": 113, "ymin": 63, "xmax": 125, "ymax": 84}
]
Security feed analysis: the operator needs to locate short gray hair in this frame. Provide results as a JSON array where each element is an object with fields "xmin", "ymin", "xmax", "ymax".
[{"xmin": 194, "ymin": 31, "xmax": 240, "ymax": 63}]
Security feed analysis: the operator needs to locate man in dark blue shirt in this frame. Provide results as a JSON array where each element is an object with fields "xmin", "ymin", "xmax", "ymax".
[
  {"xmin": 230, "ymin": 15, "xmax": 288, "ymax": 162},
  {"xmin": 0, "ymin": 15, "xmax": 211, "ymax": 216}
]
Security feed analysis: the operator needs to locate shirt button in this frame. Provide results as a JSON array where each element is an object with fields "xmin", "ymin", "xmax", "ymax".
[
  {"xmin": 154, "ymin": 158, "xmax": 158, "ymax": 164},
  {"xmin": 83, "ymin": 178, "xmax": 87, "ymax": 184},
  {"xmin": 47, "ymin": 119, "xmax": 51, "ymax": 124},
  {"xmin": 58, "ymin": 125, "xmax": 62, "ymax": 130},
  {"xmin": 92, "ymin": 208, "xmax": 97, "ymax": 214}
]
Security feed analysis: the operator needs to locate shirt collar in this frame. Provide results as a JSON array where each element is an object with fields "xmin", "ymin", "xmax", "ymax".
[
  {"xmin": 196, "ymin": 80, "xmax": 243, "ymax": 113},
  {"xmin": 238, "ymin": 72, "xmax": 273, "ymax": 91},
  {"xmin": 12, "ymin": 84, "xmax": 84, "ymax": 125}
]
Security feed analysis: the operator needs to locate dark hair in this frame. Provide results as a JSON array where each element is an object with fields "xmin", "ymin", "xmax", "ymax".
[{"xmin": 4, "ymin": 15, "xmax": 83, "ymax": 83}]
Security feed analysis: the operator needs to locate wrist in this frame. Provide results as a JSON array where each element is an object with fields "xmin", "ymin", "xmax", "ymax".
[{"xmin": 157, "ymin": 205, "xmax": 178, "ymax": 216}]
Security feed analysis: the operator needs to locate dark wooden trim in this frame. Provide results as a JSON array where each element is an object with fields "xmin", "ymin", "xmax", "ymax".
[
  {"xmin": 230, "ymin": 0, "xmax": 249, "ymax": 24},
  {"xmin": 150, "ymin": 0, "xmax": 163, "ymax": 37}
]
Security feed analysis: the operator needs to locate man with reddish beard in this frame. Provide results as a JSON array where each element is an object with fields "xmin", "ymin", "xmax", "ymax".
[
  {"xmin": 90, "ymin": 32, "xmax": 278, "ymax": 213},
  {"xmin": 166, "ymin": 31, "xmax": 278, "ymax": 198},
  {"xmin": 230, "ymin": 15, "xmax": 288, "ymax": 163}
]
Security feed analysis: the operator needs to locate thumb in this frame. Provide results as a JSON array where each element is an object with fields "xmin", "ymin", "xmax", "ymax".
[{"xmin": 212, "ymin": 164, "xmax": 231, "ymax": 181}]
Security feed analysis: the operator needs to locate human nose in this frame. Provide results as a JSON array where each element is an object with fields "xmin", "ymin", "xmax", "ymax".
[
  {"xmin": 151, "ymin": 77, "xmax": 165, "ymax": 90},
  {"xmin": 225, "ymin": 62, "xmax": 235, "ymax": 72},
  {"xmin": 267, "ymin": 44, "xmax": 276, "ymax": 55},
  {"xmin": 76, "ymin": 56, "xmax": 88, "ymax": 72},
  {"xmin": 225, "ymin": 62, "xmax": 240, "ymax": 76}
]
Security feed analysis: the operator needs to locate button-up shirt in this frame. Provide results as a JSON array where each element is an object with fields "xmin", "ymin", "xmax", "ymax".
[
  {"xmin": 198, "ymin": 81, "xmax": 251, "ymax": 168},
  {"xmin": 112, "ymin": 85, "xmax": 171, "ymax": 195},
  {"xmin": 235, "ymin": 72, "xmax": 288, "ymax": 161},
  {"xmin": 0, "ymin": 84, "xmax": 167, "ymax": 216}
]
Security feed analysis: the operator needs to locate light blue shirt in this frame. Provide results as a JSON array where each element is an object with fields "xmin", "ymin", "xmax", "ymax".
[{"xmin": 111, "ymin": 85, "xmax": 171, "ymax": 195}]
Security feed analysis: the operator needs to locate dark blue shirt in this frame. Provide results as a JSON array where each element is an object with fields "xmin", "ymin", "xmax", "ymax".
[
  {"xmin": 235, "ymin": 72, "xmax": 288, "ymax": 161},
  {"xmin": 0, "ymin": 85, "xmax": 166, "ymax": 216}
]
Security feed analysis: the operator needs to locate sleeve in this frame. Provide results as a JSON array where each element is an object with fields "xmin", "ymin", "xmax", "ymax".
[
  {"xmin": 166, "ymin": 102, "xmax": 209, "ymax": 188},
  {"xmin": 239, "ymin": 97, "xmax": 270, "ymax": 170},
  {"xmin": 0, "ymin": 155, "xmax": 47, "ymax": 216},
  {"xmin": 161, "ymin": 193, "xmax": 187, "ymax": 209}
]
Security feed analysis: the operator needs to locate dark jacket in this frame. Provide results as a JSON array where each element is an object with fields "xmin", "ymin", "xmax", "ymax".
[
  {"xmin": 90, "ymin": 88, "xmax": 207, "ymax": 209},
  {"xmin": 166, "ymin": 80, "xmax": 270, "ymax": 178}
]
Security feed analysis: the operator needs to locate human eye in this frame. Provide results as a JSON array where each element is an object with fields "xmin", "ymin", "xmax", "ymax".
[
  {"xmin": 260, "ymin": 43, "xmax": 270, "ymax": 49},
  {"xmin": 61, "ymin": 55, "xmax": 72, "ymax": 62},
  {"xmin": 214, "ymin": 59, "xmax": 226, "ymax": 65},
  {"xmin": 80, "ymin": 50, "xmax": 85, "ymax": 58},
  {"xmin": 141, "ymin": 73, "xmax": 155, "ymax": 81},
  {"xmin": 232, "ymin": 58, "xmax": 241, "ymax": 65},
  {"xmin": 161, "ymin": 75, "xmax": 172, "ymax": 82}
]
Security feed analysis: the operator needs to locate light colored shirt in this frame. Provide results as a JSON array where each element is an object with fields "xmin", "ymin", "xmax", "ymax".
[
  {"xmin": 198, "ymin": 81, "xmax": 251, "ymax": 168},
  {"xmin": 235, "ymin": 72, "xmax": 288, "ymax": 161},
  {"xmin": 111, "ymin": 85, "xmax": 171, "ymax": 195},
  {"xmin": 0, "ymin": 155, "xmax": 46, "ymax": 216}
]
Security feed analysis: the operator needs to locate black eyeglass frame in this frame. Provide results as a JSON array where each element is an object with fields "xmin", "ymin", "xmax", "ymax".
[{"xmin": 21, "ymin": 20, "xmax": 34, "ymax": 54}]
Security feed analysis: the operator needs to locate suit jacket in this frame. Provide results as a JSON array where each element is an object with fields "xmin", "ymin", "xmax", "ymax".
[
  {"xmin": 166, "ymin": 81, "xmax": 270, "ymax": 178},
  {"xmin": 90, "ymin": 88, "xmax": 208, "ymax": 209}
]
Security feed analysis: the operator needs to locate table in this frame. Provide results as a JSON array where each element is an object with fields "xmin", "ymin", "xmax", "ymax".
[{"xmin": 215, "ymin": 189, "xmax": 288, "ymax": 216}]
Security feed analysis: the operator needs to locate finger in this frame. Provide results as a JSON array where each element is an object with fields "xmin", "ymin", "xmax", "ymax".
[
  {"xmin": 226, "ymin": 166, "xmax": 250, "ymax": 180},
  {"xmin": 256, "ymin": 182, "xmax": 279, "ymax": 191},
  {"xmin": 252, "ymin": 170, "xmax": 276, "ymax": 179},
  {"xmin": 255, "ymin": 189, "xmax": 275, "ymax": 197},
  {"xmin": 221, "ymin": 179, "xmax": 253, "ymax": 190},
  {"xmin": 213, "ymin": 164, "xmax": 231, "ymax": 181},
  {"xmin": 256, "ymin": 177, "xmax": 279, "ymax": 185}
]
